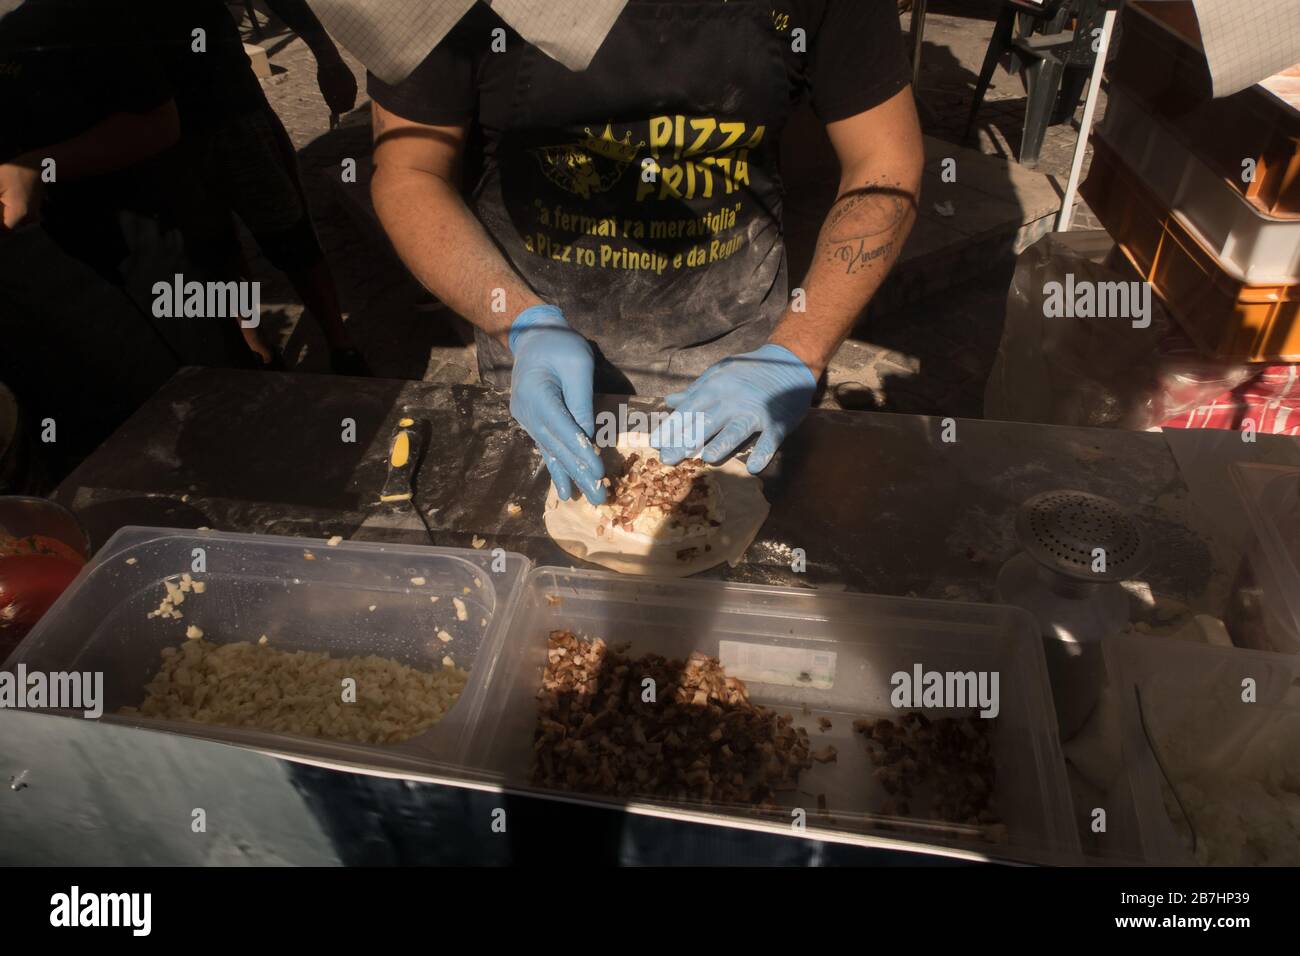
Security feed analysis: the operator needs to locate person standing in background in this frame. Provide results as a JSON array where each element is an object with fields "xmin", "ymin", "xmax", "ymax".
[
  {"xmin": 0, "ymin": 0, "xmax": 197, "ymax": 477},
  {"xmin": 147, "ymin": 0, "xmax": 371, "ymax": 374}
]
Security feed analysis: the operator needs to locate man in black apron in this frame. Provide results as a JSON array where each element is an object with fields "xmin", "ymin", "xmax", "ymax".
[{"xmin": 370, "ymin": 0, "xmax": 921, "ymax": 502}]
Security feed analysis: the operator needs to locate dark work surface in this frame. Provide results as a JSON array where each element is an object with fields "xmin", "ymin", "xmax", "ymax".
[
  {"xmin": 37, "ymin": 367, "xmax": 1235, "ymax": 866},
  {"xmin": 55, "ymin": 366, "xmax": 1220, "ymax": 606}
]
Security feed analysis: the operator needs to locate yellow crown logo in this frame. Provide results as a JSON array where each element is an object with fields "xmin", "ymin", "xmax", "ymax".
[{"xmin": 581, "ymin": 124, "xmax": 643, "ymax": 164}]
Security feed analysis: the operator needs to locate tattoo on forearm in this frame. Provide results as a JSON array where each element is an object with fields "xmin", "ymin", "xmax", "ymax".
[
  {"xmin": 821, "ymin": 183, "xmax": 915, "ymax": 275},
  {"xmin": 834, "ymin": 238, "xmax": 895, "ymax": 273}
]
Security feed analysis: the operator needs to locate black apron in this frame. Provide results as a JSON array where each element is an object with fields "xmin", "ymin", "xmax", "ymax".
[{"xmin": 474, "ymin": 0, "xmax": 794, "ymax": 396}]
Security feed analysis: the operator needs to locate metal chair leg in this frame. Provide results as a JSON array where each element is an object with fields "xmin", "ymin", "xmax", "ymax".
[
  {"xmin": 1020, "ymin": 53, "xmax": 1065, "ymax": 166},
  {"xmin": 1051, "ymin": 65, "xmax": 1090, "ymax": 125},
  {"xmin": 910, "ymin": 0, "xmax": 929, "ymax": 90},
  {"xmin": 243, "ymin": 0, "xmax": 263, "ymax": 41},
  {"xmin": 964, "ymin": 5, "xmax": 1018, "ymax": 143}
]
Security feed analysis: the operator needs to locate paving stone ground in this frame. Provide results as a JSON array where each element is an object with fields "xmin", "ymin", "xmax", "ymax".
[{"xmin": 238, "ymin": 1, "xmax": 1110, "ymax": 416}]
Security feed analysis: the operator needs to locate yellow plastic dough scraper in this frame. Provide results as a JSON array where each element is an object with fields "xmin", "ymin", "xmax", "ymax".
[{"xmin": 352, "ymin": 416, "xmax": 436, "ymax": 542}]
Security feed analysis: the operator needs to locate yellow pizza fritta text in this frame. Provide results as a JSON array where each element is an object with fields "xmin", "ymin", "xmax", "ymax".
[{"xmin": 638, "ymin": 115, "xmax": 765, "ymax": 202}]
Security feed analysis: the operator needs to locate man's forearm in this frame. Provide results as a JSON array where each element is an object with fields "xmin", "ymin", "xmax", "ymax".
[
  {"xmin": 770, "ymin": 164, "xmax": 919, "ymax": 378},
  {"xmin": 262, "ymin": 0, "xmax": 335, "ymax": 55},
  {"xmin": 371, "ymin": 166, "xmax": 542, "ymax": 346},
  {"xmin": 19, "ymin": 100, "xmax": 180, "ymax": 181}
]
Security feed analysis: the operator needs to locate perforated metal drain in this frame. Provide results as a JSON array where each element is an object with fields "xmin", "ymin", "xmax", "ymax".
[{"xmin": 1014, "ymin": 490, "xmax": 1149, "ymax": 582}]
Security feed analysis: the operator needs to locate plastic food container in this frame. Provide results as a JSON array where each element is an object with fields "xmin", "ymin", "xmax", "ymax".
[
  {"xmin": 1227, "ymin": 463, "xmax": 1300, "ymax": 655},
  {"xmin": 1082, "ymin": 137, "xmax": 1300, "ymax": 363},
  {"xmin": 1104, "ymin": 633, "xmax": 1300, "ymax": 865},
  {"xmin": 1098, "ymin": 86, "xmax": 1300, "ymax": 283},
  {"xmin": 466, "ymin": 567, "xmax": 1081, "ymax": 864},
  {"xmin": 1110, "ymin": 1, "xmax": 1300, "ymax": 218},
  {"xmin": 2, "ymin": 527, "xmax": 531, "ymax": 773}
]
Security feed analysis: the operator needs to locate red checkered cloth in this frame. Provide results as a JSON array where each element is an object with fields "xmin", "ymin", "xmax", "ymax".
[{"xmin": 1161, "ymin": 363, "xmax": 1300, "ymax": 435}]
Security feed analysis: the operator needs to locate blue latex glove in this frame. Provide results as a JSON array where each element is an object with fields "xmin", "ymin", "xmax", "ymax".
[
  {"xmin": 653, "ymin": 343, "xmax": 816, "ymax": 474},
  {"xmin": 508, "ymin": 305, "xmax": 606, "ymax": 503}
]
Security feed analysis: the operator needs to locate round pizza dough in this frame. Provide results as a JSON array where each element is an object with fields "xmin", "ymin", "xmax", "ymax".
[{"xmin": 543, "ymin": 432, "xmax": 770, "ymax": 576}]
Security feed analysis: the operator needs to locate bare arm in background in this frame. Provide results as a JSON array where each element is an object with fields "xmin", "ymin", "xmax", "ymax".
[
  {"xmin": 261, "ymin": 0, "xmax": 333, "ymax": 48},
  {"xmin": 769, "ymin": 86, "xmax": 924, "ymax": 378},
  {"xmin": 369, "ymin": 102, "xmax": 543, "ymax": 345},
  {"xmin": 262, "ymin": 0, "xmax": 357, "ymax": 114},
  {"xmin": 0, "ymin": 100, "xmax": 180, "ymax": 229}
]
